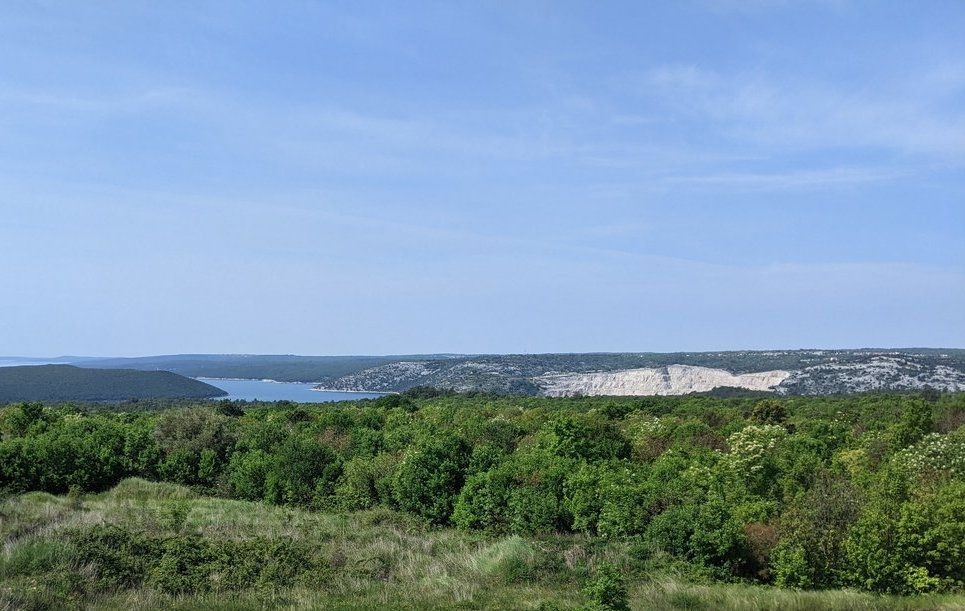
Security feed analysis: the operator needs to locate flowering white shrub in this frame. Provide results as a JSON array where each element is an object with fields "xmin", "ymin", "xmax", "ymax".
[
  {"xmin": 895, "ymin": 433, "xmax": 965, "ymax": 477},
  {"xmin": 627, "ymin": 415, "xmax": 669, "ymax": 439},
  {"xmin": 724, "ymin": 425, "xmax": 787, "ymax": 474}
]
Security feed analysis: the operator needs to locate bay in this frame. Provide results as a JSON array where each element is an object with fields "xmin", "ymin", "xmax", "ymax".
[{"xmin": 197, "ymin": 378, "xmax": 387, "ymax": 403}]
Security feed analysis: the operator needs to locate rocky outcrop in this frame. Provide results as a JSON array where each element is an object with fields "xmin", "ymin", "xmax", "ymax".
[
  {"xmin": 536, "ymin": 365, "xmax": 790, "ymax": 397},
  {"xmin": 779, "ymin": 355, "xmax": 965, "ymax": 394},
  {"xmin": 313, "ymin": 350, "xmax": 965, "ymax": 396}
]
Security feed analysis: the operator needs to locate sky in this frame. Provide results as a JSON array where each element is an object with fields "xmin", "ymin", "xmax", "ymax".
[{"xmin": 1, "ymin": 1, "xmax": 963, "ymax": 357}]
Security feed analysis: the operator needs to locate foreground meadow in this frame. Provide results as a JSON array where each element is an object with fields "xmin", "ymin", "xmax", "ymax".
[{"xmin": 2, "ymin": 478, "xmax": 962, "ymax": 610}]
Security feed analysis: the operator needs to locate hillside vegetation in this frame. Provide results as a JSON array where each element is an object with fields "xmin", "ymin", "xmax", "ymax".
[
  {"xmin": 57, "ymin": 349, "xmax": 965, "ymax": 394},
  {"xmin": 72, "ymin": 354, "xmax": 449, "ymax": 383},
  {"xmin": 0, "ymin": 392, "xmax": 962, "ymax": 609},
  {"xmin": 0, "ymin": 365, "xmax": 226, "ymax": 403}
]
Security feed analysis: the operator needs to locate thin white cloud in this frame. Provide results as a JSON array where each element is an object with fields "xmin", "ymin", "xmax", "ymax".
[
  {"xmin": 640, "ymin": 64, "xmax": 965, "ymax": 159},
  {"xmin": 660, "ymin": 166, "xmax": 907, "ymax": 190}
]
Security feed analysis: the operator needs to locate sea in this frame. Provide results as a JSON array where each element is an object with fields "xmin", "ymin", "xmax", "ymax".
[{"xmin": 197, "ymin": 377, "xmax": 387, "ymax": 403}]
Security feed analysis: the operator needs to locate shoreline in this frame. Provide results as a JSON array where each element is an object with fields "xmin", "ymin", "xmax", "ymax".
[
  {"xmin": 310, "ymin": 386, "xmax": 395, "ymax": 395},
  {"xmin": 196, "ymin": 377, "xmax": 391, "ymax": 395}
]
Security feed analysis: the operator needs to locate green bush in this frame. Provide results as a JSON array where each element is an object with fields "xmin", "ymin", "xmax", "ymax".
[
  {"xmin": 154, "ymin": 409, "xmax": 235, "ymax": 486},
  {"xmin": 335, "ymin": 455, "xmax": 382, "ymax": 510},
  {"xmin": 771, "ymin": 475, "xmax": 862, "ymax": 589},
  {"xmin": 581, "ymin": 562, "xmax": 629, "ymax": 611},
  {"xmin": 151, "ymin": 535, "xmax": 216, "ymax": 594},
  {"xmin": 843, "ymin": 480, "xmax": 964, "ymax": 594},
  {"xmin": 452, "ymin": 467, "xmax": 513, "ymax": 532},
  {"xmin": 505, "ymin": 448, "xmax": 575, "ymax": 535},
  {"xmin": 227, "ymin": 448, "xmax": 273, "ymax": 501},
  {"xmin": 550, "ymin": 415, "xmax": 630, "ymax": 462},
  {"xmin": 393, "ymin": 434, "xmax": 470, "ymax": 523},
  {"xmin": 264, "ymin": 435, "xmax": 342, "ymax": 507},
  {"xmin": 70, "ymin": 526, "xmax": 162, "ymax": 589},
  {"xmin": 751, "ymin": 400, "xmax": 788, "ymax": 426}
]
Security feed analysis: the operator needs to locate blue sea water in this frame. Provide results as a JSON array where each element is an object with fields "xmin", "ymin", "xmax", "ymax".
[{"xmin": 198, "ymin": 378, "xmax": 387, "ymax": 403}]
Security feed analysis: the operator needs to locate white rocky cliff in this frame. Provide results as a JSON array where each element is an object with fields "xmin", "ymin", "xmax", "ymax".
[{"xmin": 536, "ymin": 364, "xmax": 790, "ymax": 397}]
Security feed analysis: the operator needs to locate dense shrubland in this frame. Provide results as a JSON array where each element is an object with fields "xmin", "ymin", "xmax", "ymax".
[{"xmin": 1, "ymin": 391, "xmax": 963, "ymax": 607}]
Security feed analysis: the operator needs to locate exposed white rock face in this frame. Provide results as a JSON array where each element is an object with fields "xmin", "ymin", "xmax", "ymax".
[
  {"xmin": 536, "ymin": 365, "xmax": 790, "ymax": 397},
  {"xmin": 780, "ymin": 356, "xmax": 965, "ymax": 394}
]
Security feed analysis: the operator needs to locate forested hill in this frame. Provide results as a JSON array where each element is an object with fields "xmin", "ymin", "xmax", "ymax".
[
  {"xmin": 0, "ymin": 365, "xmax": 226, "ymax": 402},
  {"xmin": 69, "ymin": 354, "xmax": 451, "ymax": 383}
]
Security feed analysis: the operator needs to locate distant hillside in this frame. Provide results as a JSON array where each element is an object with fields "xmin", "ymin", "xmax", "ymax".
[
  {"xmin": 70, "ymin": 354, "xmax": 453, "ymax": 384},
  {"xmin": 0, "ymin": 365, "xmax": 227, "ymax": 403},
  {"xmin": 317, "ymin": 349, "xmax": 965, "ymax": 396},
  {"xmin": 12, "ymin": 349, "xmax": 965, "ymax": 397}
]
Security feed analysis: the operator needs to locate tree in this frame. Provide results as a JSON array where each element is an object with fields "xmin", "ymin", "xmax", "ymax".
[
  {"xmin": 751, "ymin": 400, "xmax": 788, "ymax": 426},
  {"xmin": 393, "ymin": 434, "xmax": 469, "ymax": 523}
]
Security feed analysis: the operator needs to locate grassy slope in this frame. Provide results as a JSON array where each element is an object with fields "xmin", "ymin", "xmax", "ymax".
[
  {"xmin": 0, "ymin": 365, "xmax": 226, "ymax": 402},
  {"xmin": 2, "ymin": 480, "xmax": 962, "ymax": 610}
]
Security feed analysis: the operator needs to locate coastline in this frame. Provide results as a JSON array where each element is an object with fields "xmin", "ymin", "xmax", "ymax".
[
  {"xmin": 196, "ymin": 377, "xmax": 391, "ymax": 396},
  {"xmin": 310, "ymin": 386, "xmax": 395, "ymax": 395}
]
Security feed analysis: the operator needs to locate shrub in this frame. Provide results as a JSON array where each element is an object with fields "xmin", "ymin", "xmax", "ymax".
[
  {"xmin": 596, "ymin": 465, "xmax": 659, "ymax": 538},
  {"xmin": 550, "ymin": 415, "xmax": 630, "ymax": 462},
  {"xmin": 770, "ymin": 475, "xmax": 861, "ymax": 588},
  {"xmin": 505, "ymin": 448, "xmax": 575, "ymax": 535},
  {"xmin": 393, "ymin": 434, "xmax": 470, "ymax": 523},
  {"xmin": 647, "ymin": 499, "xmax": 747, "ymax": 577},
  {"xmin": 335, "ymin": 455, "xmax": 382, "ymax": 510},
  {"xmin": 843, "ymin": 480, "xmax": 965, "ymax": 594},
  {"xmin": 751, "ymin": 400, "xmax": 788, "ymax": 426},
  {"xmin": 264, "ymin": 435, "xmax": 342, "ymax": 507},
  {"xmin": 890, "ymin": 400, "xmax": 934, "ymax": 450},
  {"xmin": 154, "ymin": 409, "xmax": 235, "ymax": 486},
  {"xmin": 150, "ymin": 535, "xmax": 216, "ymax": 594},
  {"xmin": 581, "ymin": 562, "xmax": 629, "ymax": 611},
  {"xmin": 69, "ymin": 526, "xmax": 161, "ymax": 589},
  {"xmin": 453, "ymin": 467, "xmax": 513, "ymax": 532},
  {"xmin": 227, "ymin": 449, "xmax": 273, "ymax": 501},
  {"xmin": 374, "ymin": 394, "xmax": 417, "ymax": 412},
  {"xmin": 564, "ymin": 463, "xmax": 606, "ymax": 534}
]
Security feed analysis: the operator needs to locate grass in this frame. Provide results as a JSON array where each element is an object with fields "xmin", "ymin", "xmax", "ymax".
[{"xmin": 1, "ymin": 479, "xmax": 963, "ymax": 610}]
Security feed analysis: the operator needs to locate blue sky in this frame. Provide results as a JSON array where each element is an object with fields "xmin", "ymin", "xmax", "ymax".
[{"xmin": 1, "ymin": 1, "xmax": 963, "ymax": 356}]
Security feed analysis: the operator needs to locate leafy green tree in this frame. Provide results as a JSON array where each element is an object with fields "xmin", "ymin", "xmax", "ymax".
[
  {"xmin": 751, "ymin": 400, "xmax": 788, "ymax": 426},
  {"xmin": 335, "ymin": 453, "xmax": 398, "ymax": 510},
  {"xmin": 227, "ymin": 449, "xmax": 272, "ymax": 501},
  {"xmin": 843, "ymin": 480, "xmax": 964, "ymax": 594},
  {"xmin": 393, "ymin": 434, "xmax": 469, "ymax": 523},
  {"xmin": 550, "ymin": 414, "xmax": 630, "ymax": 462},
  {"xmin": 264, "ymin": 435, "xmax": 342, "ymax": 507},
  {"xmin": 154, "ymin": 409, "xmax": 235, "ymax": 486},
  {"xmin": 771, "ymin": 475, "xmax": 862, "ymax": 588},
  {"xmin": 2, "ymin": 402, "xmax": 46, "ymax": 436},
  {"xmin": 453, "ymin": 466, "xmax": 514, "ymax": 532}
]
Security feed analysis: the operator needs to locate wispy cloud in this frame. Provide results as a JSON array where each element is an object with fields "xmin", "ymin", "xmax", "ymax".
[
  {"xmin": 640, "ymin": 63, "xmax": 965, "ymax": 159},
  {"xmin": 660, "ymin": 166, "xmax": 907, "ymax": 190}
]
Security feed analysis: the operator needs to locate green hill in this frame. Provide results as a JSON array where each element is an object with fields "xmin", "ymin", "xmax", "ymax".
[{"xmin": 0, "ymin": 365, "xmax": 226, "ymax": 402}]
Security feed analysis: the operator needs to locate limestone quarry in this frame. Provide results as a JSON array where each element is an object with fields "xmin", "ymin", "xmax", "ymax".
[
  {"xmin": 535, "ymin": 364, "xmax": 790, "ymax": 397},
  {"xmin": 315, "ymin": 350, "xmax": 965, "ymax": 396}
]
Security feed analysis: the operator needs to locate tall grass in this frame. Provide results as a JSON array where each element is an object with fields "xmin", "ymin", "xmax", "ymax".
[{"xmin": 1, "ymin": 479, "xmax": 962, "ymax": 610}]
